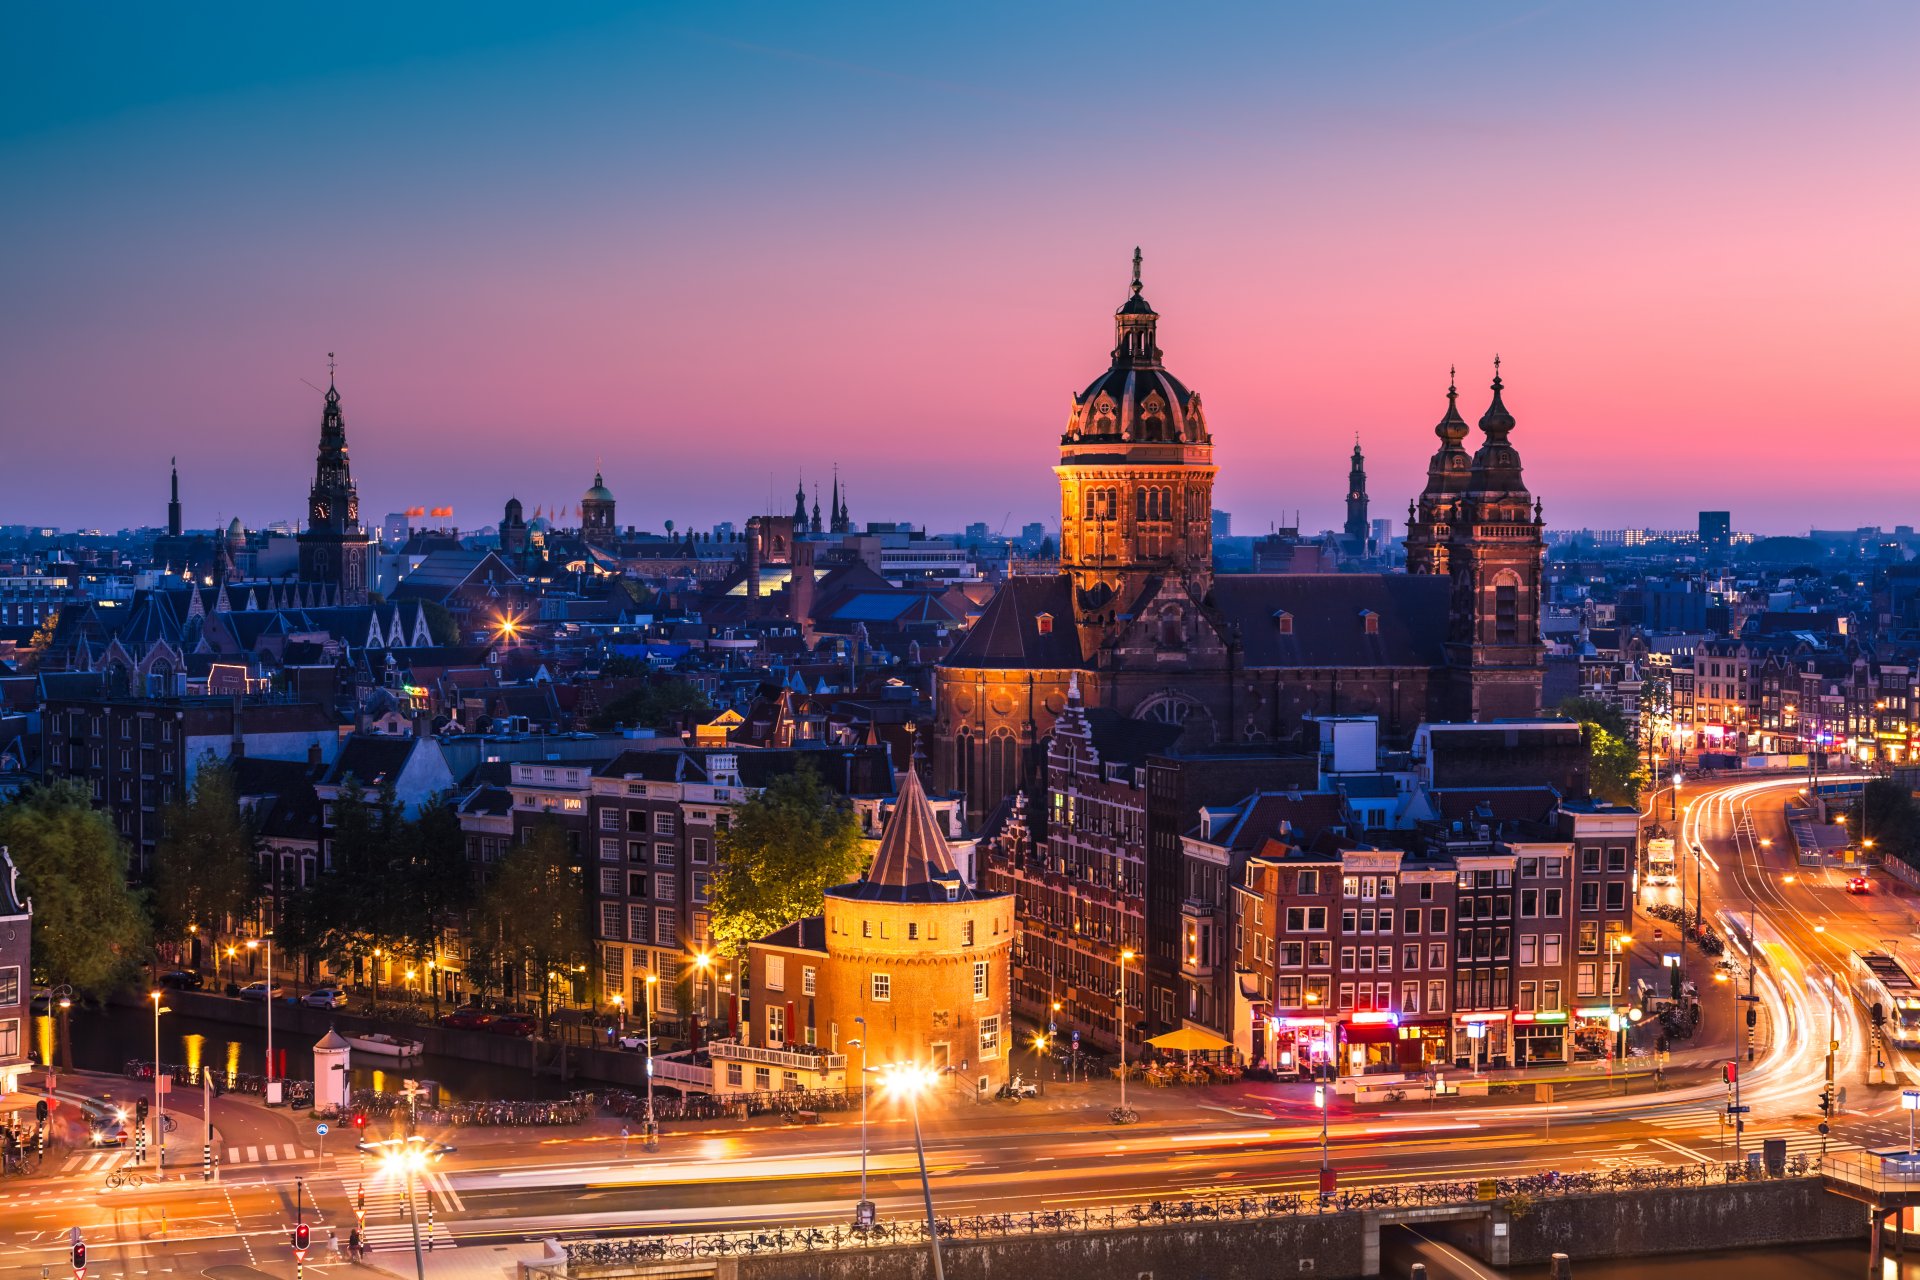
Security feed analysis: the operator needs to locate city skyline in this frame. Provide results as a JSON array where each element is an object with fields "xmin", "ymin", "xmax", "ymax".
[{"xmin": 6, "ymin": 3, "xmax": 1918, "ymax": 534}]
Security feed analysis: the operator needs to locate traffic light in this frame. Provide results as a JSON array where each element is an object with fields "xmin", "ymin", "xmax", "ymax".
[
  {"xmin": 352, "ymin": 1111, "xmax": 367, "ymax": 1131},
  {"xmin": 1818, "ymin": 1087, "xmax": 1833, "ymax": 1116},
  {"xmin": 1723, "ymin": 1061, "xmax": 1737, "ymax": 1084},
  {"xmin": 1873, "ymin": 1002, "xmax": 1887, "ymax": 1027},
  {"xmin": 71, "ymin": 1241, "xmax": 86, "ymax": 1278},
  {"xmin": 36, "ymin": 1099, "xmax": 48, "ymax": 1123},
  {"xmin": 136, "ymin": 1097, "xmax": 149, "ymax": 1121},
  {"xmin": 292, "ymin": 1223, "xmax": 310, "ymax": 1259}
]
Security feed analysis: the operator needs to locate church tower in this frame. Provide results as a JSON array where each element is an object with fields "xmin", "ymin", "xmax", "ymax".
[
  {"xmin": 167, "ymin": 459, "xmax": 182, "ymax": 538},
  {"xmin": 297, "ymin": 366, "xmax": 370, "ymax": 606},
  {"xmin": 581, "ymin": 471, "xmax": 616, "ymax": 547},
  {"xmin": 1405, "ymin": 370, "xmax": 1473, "ymax": 576},
  {"xmin": 1343, "ymin": 439, "xmax": 1370, "ymax": 555},
  {"xmin": 1055, "ymin": 249, "xmax": 1216, "ymax": 649},
  {"xmin": 1445, "ymin": 360, "xmax": 1545, "ymax": 720},
  {"xmin": 500, "ymin": 497, "xmax": 530, "ymax": 555}
]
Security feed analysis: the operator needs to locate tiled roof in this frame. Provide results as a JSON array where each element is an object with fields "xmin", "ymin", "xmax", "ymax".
[
  {"xmin": 830, "ymin": 767, "xmax": 969, "ymax": 903},
  {"xmin": 1209, "ymin": 574, "xmax": 1450, "ymax": 668},
  {"xmin": 943, "ymin": 575, "xmax": 1083, "ymax": 669}
]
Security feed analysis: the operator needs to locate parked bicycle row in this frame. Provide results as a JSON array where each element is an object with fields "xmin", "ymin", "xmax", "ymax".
[{"xmin": 121, "ymin": 1060, "xmax": 313, "ymax": 1109}]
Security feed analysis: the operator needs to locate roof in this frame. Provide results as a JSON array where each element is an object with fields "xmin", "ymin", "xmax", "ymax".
[
  {"xmin": 829, "ymin": 767, "xmax": 968, "ymax": 904},
  {"xmin": 326, "ymin": 736, "xmax": 421, "ymax": 789},
  {"xmin": 756, "ymin": 917, "xmax": 828, "ymax": 953},
  {"xmin": 943, "ymin": 575, "xmax": 1084, "ymax": 669},
  {"xmin": 1210, "ymin": 575, "xmax": 1451, "ymax": 668}
]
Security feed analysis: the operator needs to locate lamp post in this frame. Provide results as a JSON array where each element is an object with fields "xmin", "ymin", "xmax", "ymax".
[
  {"xmin": 611, "ymin": 993, "xmax": 625, "ymax": 1036},
  {"xmin": 695, "ymin": 951, "xmax": 713, "ymax": 1033},
  {"xmin": 223, "ymin": 945, "xmax": 236, "ymax": 991},
  {"xmin": 643, "ymin": 974, "xmax": 658, "ymax": 1150},
  {"xmin": 363, "ymin": 1135, "xmax": 453, "ymax": 1280},
  {"xmin": 887, "ymin": 1065, "xmax": 944, "ymax": 1280},
  {"xmin": 1031, "ymin": 1032, "xmax": 1048, "ymax": 1096},
  {"xmin": 1314, "ymin": 1080, "xmax": 1330, "ymax": 1180},
  {"xmin": 371, "ymin": 947, "xmax": 383, "ymax": 1014},
  {"xmin": 149, "ymin": 991, "xmax": 170, "ymax": 1171},
  {"xmin": 1116, "ymin": 948, "xmax": 1136, "ymax": 1122},
  {"xmin": 851, "ymin": 1018, "xmax": 873, "ymax": 1229}
]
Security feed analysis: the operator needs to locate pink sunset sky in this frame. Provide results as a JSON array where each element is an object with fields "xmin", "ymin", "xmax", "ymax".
[{"xmin": 2, "ymin": 3, "xmax": 1916, "ymax": 536}]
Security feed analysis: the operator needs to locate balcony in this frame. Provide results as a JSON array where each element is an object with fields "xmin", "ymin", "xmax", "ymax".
[{"xmin": 706, "ymin": 1037, "xmax": 846, "ymax": 1074}]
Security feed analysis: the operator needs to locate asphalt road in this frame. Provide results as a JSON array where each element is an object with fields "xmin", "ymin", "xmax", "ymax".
[{"xmin": 6, "ymin": 773, "xmax": 1917, "ymax": 1280}]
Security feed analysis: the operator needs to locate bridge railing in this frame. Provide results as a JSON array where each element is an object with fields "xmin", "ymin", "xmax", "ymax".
[
  {"xmin": 562, "ymin": 1161, "xmax": 1797, "ymax": 1268},
  {"xmin": 1822, "ymin": 1154, "xmax": 1920, "ymax": 1198}
]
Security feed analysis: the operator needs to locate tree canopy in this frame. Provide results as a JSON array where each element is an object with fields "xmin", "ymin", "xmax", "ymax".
[
  {"xmin": 153, "ymin": 756, "xmax": 258, "ymax": 943},
  {"xmin": 1556, "ymin": 696, "xmax": 1649, "ymax": 805},
  {"xmin": 590, "ymin": 676, "xmax": 711, "ymax": 732},
  {"xmin": 472, "ymin": 821, "xmax": 593, "ymax": 1018},
  {"xmin": 708, "ymin": 761, "xmax": 865, "ymax": 954},
  {"xmin": 0, "ymin": 779, "xmax": 150, "ymax": 996}
]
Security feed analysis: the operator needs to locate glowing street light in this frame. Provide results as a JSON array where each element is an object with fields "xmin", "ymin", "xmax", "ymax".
[
  {"xmin": 882, "ymin": 1064, "xmax": 944, "ymax": 1280},
  {"xmin": 359, "ymin": 1135, "xmax": 455, "ymax": 1280},
  {"xmin": 148, "ymin": 992, "xmax": 170, "ymax": 1169}
]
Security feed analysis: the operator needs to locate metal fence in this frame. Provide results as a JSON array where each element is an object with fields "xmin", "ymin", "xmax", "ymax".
[{"xmin": 563, "ymin": 1160, "xmax": 1802, "ymax": 1266}]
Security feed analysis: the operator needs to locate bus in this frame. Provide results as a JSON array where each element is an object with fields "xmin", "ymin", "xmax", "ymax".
[
  {"xmin": 1854, "ymin": 950, "xmax": 1920, "ymax": 1049},
  {"xmin": 1645, "ymin": 835, "xmax": 1677, "ymax": 887}
]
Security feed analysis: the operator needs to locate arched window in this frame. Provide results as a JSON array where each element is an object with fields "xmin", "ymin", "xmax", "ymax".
[{"xmin": 1136, "ymin": 489, "xmax": 1147, "ymax": 521}]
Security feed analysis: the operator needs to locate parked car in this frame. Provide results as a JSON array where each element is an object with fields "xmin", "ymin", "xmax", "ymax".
[
  {"xmin": 238, "ymin": 981, "xmax": 283, "ymax": 1001},
  {"xmin": 1847, "ymin": 876, "xmax": 1873, "ymax": 894},
  {"xmin": 437, "ymin": 1008, "xmax": 493, "ymax": 1031},
  {"xmin": 159, "ymin": 969, "xmax": 204, "ymax": 990},
  {"xmin": 484, "ymin": 1014, "xmax": 538, "ymax": 1038},
  {"xmin": 304, "ymin": 986, "xmax": 349, "ymax": 1009}
]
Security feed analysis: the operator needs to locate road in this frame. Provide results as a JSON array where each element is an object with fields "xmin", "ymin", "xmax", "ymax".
[{"xmin": 5, "ymin": 773, "xmax": 1917, "ymax": 1280}]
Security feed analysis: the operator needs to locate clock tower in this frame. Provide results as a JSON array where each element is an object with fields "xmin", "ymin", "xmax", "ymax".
[{"xmin": 297, "ymin": 366, "xmax": 370, "ymax": 606}]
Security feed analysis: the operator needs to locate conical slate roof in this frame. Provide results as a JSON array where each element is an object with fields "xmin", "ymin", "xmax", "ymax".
[{"xmin": 829, "ymin": 766, "xmax": 968, "ymax": 903}]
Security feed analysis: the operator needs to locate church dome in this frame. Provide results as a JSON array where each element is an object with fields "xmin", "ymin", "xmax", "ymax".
[
  {"xmin": 583, "ymin": 472, "xmax": 614, "ymax": 504},
  {"xmin": 1064, "ymin": 250, "xmax": 1208, "ymax": 446}
]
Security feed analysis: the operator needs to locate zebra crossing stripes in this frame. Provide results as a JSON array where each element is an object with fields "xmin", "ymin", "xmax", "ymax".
[
  {"xmin": 222, "ymin": 1143, "xmax": 318, "ymax": 1164},
  {"xmin": 60, "ymin": 1149, "xmax": 131, "ymax": 1173},
  {"xmin": 355, "ymin": 1180, "xmax": 457, "ymax": 1252}
]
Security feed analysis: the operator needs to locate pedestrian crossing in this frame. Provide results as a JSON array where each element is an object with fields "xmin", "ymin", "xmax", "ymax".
[
  {"xmin": 350, "ymin": 1171, "xmax": 460, "ymax": 1252},
  {"xmin": 59, "ymin": 1141, "xmax": 320, "ymax": 1173},
  {"xmin": 1636, "ymin": 1107, "xmax": 1859, "ymax": 1161}
]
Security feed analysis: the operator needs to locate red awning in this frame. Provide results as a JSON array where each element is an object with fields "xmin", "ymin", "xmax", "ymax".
[{"xmin": 1340, "ymin": 1022, "xmax": 1399, "ymax": 1045}]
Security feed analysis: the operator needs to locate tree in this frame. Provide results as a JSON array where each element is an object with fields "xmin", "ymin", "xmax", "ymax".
[
  {"xmin": 590, "ymin": 677, "xmax": 711, "ymax": 732},
  {"xmin": 388, "ymin": 797, "xmax": 472, "ymax": 970},
  {"xmin": 474, "ymin": 821, "xmax": 593, "ymax": 1019},
  {"xmin": 420, "ymin": 600, "xmax": 461, "ymax": 647},
  {"xmin": 1862, "ymin": 779, "xmax": 1920, "ymax": 867},
  {"xmin": 708, "ymin": 761, "xmax": 865, "ymax": 955},
  {"xmin": 0, "ymin": 779, "xmax": 150, "ymax": 997},
  {"xmin": 152, "ymin": 756, "xmax": 257, "ymax": 947},
  {"xmin": 1556, "ymin": 696, "xmax": 1649, "ymax": 806},
  {"xmin": 280, "ymin": 776, "xmax": 406, "ymax": 974}
]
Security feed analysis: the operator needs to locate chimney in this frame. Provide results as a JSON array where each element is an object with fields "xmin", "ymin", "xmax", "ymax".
[
  {"xmin": 413, "ymin": 711, "xmax": 431, "ymax": 739},
  {"xmin": 307, "ymin": 742, "xmax": 323, "ymax": 769}
]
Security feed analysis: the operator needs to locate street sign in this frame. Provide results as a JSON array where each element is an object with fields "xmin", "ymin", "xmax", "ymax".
[
  {"xmin": 315, "ymin": 1123, "xmax": 329, "ymax": 1136},
  {"xmin": 1727, "ymin": 1105, "xmax": 1751, "ymax": 1114}
]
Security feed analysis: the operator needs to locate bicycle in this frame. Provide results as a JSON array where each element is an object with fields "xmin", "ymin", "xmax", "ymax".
[{"xmin": 106, "ymin": 1170, "xmax": 145, "ymax": 1190}]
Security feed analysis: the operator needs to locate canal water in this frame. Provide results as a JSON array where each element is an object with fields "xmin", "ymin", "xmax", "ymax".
[{"xmin": 40, "ymin": 1003, "xmax": 576, "ymax": 1103}]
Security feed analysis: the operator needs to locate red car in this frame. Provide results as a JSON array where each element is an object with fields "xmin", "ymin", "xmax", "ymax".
[
  {"xmin": 437, "ymin": 1008, "xmax": 493, "ymax": 1031},
  {"xmin": 1847, "ymin": 876, "xmax": 1873, "ymax": 895},
  {"xmin": 484, "ymin": 1014, "xmax": 538, "ymax": 1038}
]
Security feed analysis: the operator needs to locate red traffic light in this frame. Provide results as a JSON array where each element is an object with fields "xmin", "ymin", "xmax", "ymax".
[
  {"xmin": 1723, "ymin": 1061, "xmax": 1738, "ymax": 1084},
  {"xmin": 292, "ymin": 1223, "xmax": 310, "ymax": 1258},
  {"xmin": 352, "ymin": 1111, "xmax": 367, "ymax": 1129},
  {"xmin": 72, "ymin": 1242, "xmax": 86, "ymax": 1277}
]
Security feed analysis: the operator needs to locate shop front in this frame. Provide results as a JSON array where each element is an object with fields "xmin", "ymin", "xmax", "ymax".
[
  {"xmin": 1337, "ymin": 1012, "xmax": 1402, "ymax": 1077},
  {"xmin": 1451, "ymin": 1012, "xmax": 1510, "ymax": 1070},
  {"xmin": 1570, "ymin": 1005, "xmax": 1620, "ymax": 1062},
  {"xmin": 1257, "ymin": 1014, "xmax": 1334, "ymax": 1079},
  {"xmin": 1512, "ymin": 1010, "xmax": 1568, "ymax": 1065},
  {"xmin": 1393, "ymin": 1018, "xmax": 1451, "ymax": 1070}
]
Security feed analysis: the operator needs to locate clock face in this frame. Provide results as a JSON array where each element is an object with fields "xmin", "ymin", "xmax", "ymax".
[
  {"xmin": 313, "ymin": 499, "xmax": 331, "ymax": 523},
  {"xmin": 346, "ymin": 498, "xmax": 359, "ymax": 524}
]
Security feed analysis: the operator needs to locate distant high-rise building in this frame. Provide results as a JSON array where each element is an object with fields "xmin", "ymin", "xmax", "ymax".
[
  {"xmin": 965, "ymin": 521, "xmax": 991, "ymax": 543},
  {"xmin": 1211, "ymin": 509, "xmax": 1232, "ymax": 538},
  {"xmin": 1021, "ymin": 521, "xmax": 1046, "ymax": 546},
  {"xmin": 1700, "ymin": 511, "xmax": 1731, "ymax": 554}
]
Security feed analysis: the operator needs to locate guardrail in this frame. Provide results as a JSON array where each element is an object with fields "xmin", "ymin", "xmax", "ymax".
[{"xmin": 562, "ymin": 1160, "xmax": 1808, "ymax": 1266}]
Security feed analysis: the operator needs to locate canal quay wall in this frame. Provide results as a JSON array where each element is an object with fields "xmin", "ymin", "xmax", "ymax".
[
  {"xmin": 109, "ymin": 988, "xmax": 653, "ymax": 1088},
  {"xmin": 557, "ymin": 1179, "xmax": 1868, "ymax": 1280}
]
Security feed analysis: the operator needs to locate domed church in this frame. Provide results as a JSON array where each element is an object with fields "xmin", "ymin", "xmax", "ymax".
[{"xmin": 932, "ymin": 253, "xmax": 1546, "ymax": 821}]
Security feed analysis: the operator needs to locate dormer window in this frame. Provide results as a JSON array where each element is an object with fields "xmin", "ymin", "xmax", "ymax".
[
  {"xmin": 1036, "ymin": 613, "xmax": 1053, "ymax": 636},
  {"xmin": 1274, "ymin": 610, "xmax": 1294, "ymax": 635},
  {"xmin": 1360, "ymin": 610, "xmax": 1380, "ymax": 635}
]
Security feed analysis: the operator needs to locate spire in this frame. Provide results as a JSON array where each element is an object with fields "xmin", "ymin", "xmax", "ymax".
[
  {"xmin": 1130, "ymin": 245, "xmax": 1143, "ymax": 297},
  {"xmin": 167, "ymin": 457, "xmax": 182, "ymax": 538},
  {"xmin": 1112, "ymin": 245, "xmax": 1160, "ymax": 362},
  {"xmin": 859, "ymin": 764, "xmax": 962, "ymax": 894},
  {"xmin": 1480, "ymin": 354, "xmax": 1514, "ymax": 443},
  {"xmin": 829, "ymin": 467, "xmax": 841, "ymax": 532},
  {"xmin": 1436, "ymin": 365, "xmax": 1468, "ymax": 446},
  {"xmin": 792, "ymin": 474, "xmax": 808, "ymax": 527}
]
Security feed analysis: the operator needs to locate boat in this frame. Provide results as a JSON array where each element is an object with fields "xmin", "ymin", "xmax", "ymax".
[{"xmin": 346, "ymin": 1033, "xmax": 425, "ymax": 1061}]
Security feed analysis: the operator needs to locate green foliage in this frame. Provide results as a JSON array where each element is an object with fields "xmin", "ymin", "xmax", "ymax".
[
  {"xmin": 1556, "ymin": 696, "xmax": 1649, "ymax": 805},
  {"xmin": 420, "ymin": 600, "xmax": 461, "ymax": 647},
  {"xmin": 0, "ymin": 778, "xmax": 150, "ymax": 996},
  {"xmin": 473, "ymin": 821, "xmax": 593, "ymax": 1018},
  {"xmin": 708, "ymin": 761, "xmax": 865, "ymax": 955},
  {"xmin": 1862, "ymin": 779, "xmax": 1920, "ymax": 867},
  {"xmin": 152, "ymin": 756, "xmax": 258, "ymax": 941},
  {"xmin": 590, "ymin": 676, "xmax": 711, "ymax": 732}
]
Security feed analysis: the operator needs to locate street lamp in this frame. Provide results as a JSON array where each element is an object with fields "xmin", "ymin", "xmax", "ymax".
[
  {"xmin": 695, "ymin": 951, "xmax": 713, "ymax": 1030},
  {"xmin": 851, "ymin": 1017, "xmax": 873, "ymax": 1229},
  {"xmin": 363, "ymin": 1134, "xmax": 455, "ymax": 1280},
  {"xmin": 1116, "ymin": 948, "xmax": 1136, "ymax": 1123},
  {"xmin": 148, "ymin": 991, "xmax": 170, "ymax": 1170},
  {"xmin": 1671, "ymin": 771, "xmax": 1683, "ymax": 821},
  {"xmin": 1314, "ymin": 1080, "xmax": 1330, "ymax": 1189},
  {"xmin": 643, "ymin": 974, "xmax": 658, "ymax": 1150},
  {"xmin": 247, "ymin": 935, "xmax": 275, "ymax": 1087},
  {"xmin": 1031, "ymin": 1032, "xmax": 1048, "ymax": 1095},
  {"xmin": 222, "ymin": 945, "xmax": 236, "ymax": 990},
  {"xmin": 884, "ymin": 1064, "xmax": 944, "ymax": 1280},
  {"xmin": 611, "ymin": 993, "xmax": 625, "ymax": 1035}
]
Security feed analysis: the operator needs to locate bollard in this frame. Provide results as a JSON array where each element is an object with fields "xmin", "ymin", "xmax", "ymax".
[
  {"xmin": 1549, "ymin": 1252, "xmax": 1572, "ymax": 1279},
  {"xmin": 1410, "ymin": 1266, "xmax": 1427, "ymax": 1279}
]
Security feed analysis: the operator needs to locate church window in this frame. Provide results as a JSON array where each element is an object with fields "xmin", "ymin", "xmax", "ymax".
[{"xmin": 1136, "ymin": 489, "xmax": 1147, "ymax": 521}]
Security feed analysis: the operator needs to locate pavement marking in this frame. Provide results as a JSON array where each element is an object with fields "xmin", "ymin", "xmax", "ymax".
[
  {"xmin": 244, "ymin": 1146, "xmax": 259, "ymax": 1162},
  {"xmin": 226, "ymin": 1147, "xmax": 240, "ymax": 1163}
]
